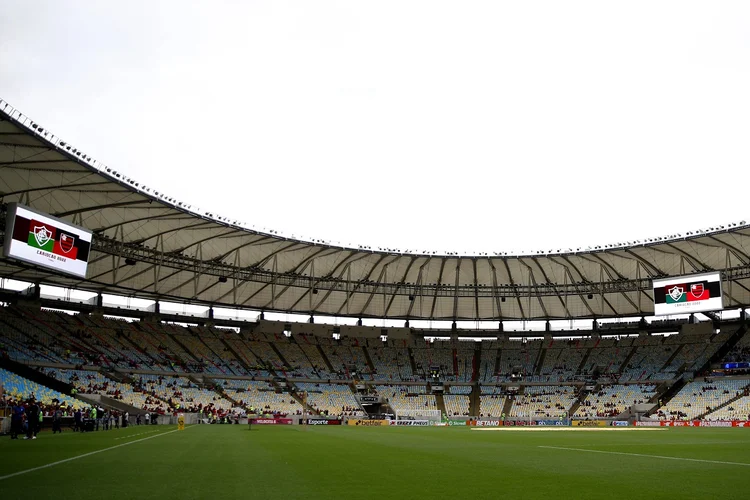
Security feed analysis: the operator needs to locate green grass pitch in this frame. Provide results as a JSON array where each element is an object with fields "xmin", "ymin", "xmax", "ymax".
[{"xmin": 2, "ymin": 425, "xmax": 750, "ymax": 499}]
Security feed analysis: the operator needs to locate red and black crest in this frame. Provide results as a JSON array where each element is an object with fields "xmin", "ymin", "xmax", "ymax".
[{"xmin": 59, "ymin": 232, "xmax": 75, "ymax": 254}]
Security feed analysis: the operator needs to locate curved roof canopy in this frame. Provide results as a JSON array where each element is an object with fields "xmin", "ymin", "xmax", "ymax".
[{"xmin": 2, "ymin": 99, "xmax": 750, "ymax": 321}]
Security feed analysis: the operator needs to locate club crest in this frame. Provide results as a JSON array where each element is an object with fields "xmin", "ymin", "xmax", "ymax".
[
  {"xmin": 690, "ymin": 283, "xmax": 704, "ymax": 299},
  {"xmin": 668, "ymin": 285, "xmax": 684, "ymax": 302},
  {"xmin": 59, "ymin": 233, "xmax": 75, "ymax": 253},
  {"xmin": 33, "ymin": 225, "xmax": 52, "ymax": 247}
]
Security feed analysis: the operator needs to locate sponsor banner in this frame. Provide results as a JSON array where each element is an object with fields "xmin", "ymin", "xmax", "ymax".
[
  {"xmin": 250, "ymin": 418, "xmax": 293, "ymax": 425},
  {"xmin": 306, "ymin": 419, "xmax": 342, "ymax": 426},
  {"xmin": 473, "ymin": 420, "xmax": 501, "ymax": 427},
  {"xmin": 358, "ymin": 396, "xmax": 380, "ymax": 404},
  {"xmin": 659, "ymin": 420, "xmax": 701, "ymax": 427},
  {"xmin": 572, "ymin": 420, "xmax": 607, "ymax": 427},
  {"xmin": 699, "ymin": 421, "xmax": 732, "ymax": 427},
  {"xmin": 652, "ymin": 272, "xmax": 723, "ymax": 316},
  {"xmin": 389, "ymin": 420, "xmax": 429, "ymax": 426},
  {"xmin": 537, "ymin": 420, "xmax": 570, "ymax": 426},
  {"xmin": 640, "ymin": 420, "xmax": 750, "ymax": 427},
  {"xmin": 5, "ymin": 203, "xmax": 92, "ymax": 278},
  {"xmin": 634, "ymin": 421, "xmax": 661, "ymax": 427},
  {"xmin": 447, "ymin": 420, "xmax": 467, "ymax": 426},
  {"xmin": 502, "ymin": 420, "xmax": 538, "ymax": 426},
  {"xmin": 348, "ymin": 419, "xmax": 389, "ymax": 427},
  {"xmin": 611, "ymin": 421, "xmax": 629, "ymax": 427}
]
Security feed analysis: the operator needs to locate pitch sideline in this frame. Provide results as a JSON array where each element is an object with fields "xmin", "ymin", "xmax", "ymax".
[
  {"xmin": 539, "ymin": 445, "xmax": 750, "ymax": 467},
  {"xmin": 0, "ymin": 426, "xmax": 193, "ymax": 481}
]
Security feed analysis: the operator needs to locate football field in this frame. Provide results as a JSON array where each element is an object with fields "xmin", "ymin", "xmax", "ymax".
[{"xmin": 2, "ymin": 424, "xmax": 749, "ymax": 499}]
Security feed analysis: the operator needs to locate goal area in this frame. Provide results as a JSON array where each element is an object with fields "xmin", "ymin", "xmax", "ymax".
[{"xmin": 394, "ymin": 409, "xmax": 442, "ymax": 423}]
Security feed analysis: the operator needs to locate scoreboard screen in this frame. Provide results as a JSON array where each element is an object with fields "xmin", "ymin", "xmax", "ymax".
[
  {"xmin": 3, "ymin": 203, "xmax": 92, "ymax": 278},
  {"xmin": 652, "ymin": 272, "xmax": 723, "ymax": 316}
]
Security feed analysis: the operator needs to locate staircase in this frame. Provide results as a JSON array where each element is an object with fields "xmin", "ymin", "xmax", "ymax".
[
  {"xmin": 435, "ymin": 391, "xmax": 447, "ymax": 418},
  {"xmin": 220, "ymin": 338, "xmax": 252, "ymax": 373},
  {"xmin": 656, "ymin": 377, "xmax": 689, "ymax": 410},
  {"xmin": 618, "ymin": 346, "xmax": 640, "ymax": 373},
  {"xmin": 469, "ymin": 385, "xmax": 481, "ymax": 417},
  {"xmin": 316, "ymin": 345, "xmax": 336, "ymax": 374},
  {"xmin": 362, "ymin": 346, "xmax": 376, "ymax": 373},
  {"xmin": 290, "ymin": 389, "xmax": 320, "ymax": 415},
  {"xmin": 493, "ymin": 349, "xmax": 502, "ymax": 381},
  {"xmin": 567, "ymin": 386, "xmax": 592, "ymax": 417},
  {"xmin": 659, "ymin": 344, "xmax": 685, "ymax": 372},
  {"xmin": 408, "ymin": 347, "xmax": 419, "ymax": 375},
  {"xmin": 270, "ymin": 343, "xmax": 290, "ymax": 370},
  {"xmin": 167, "ymin": 332, "xmax": 202, "ymax": 364},
  {"xmin": 534, "ymin": 347, "xmax": 547, "ymax": 376},
  {"xmin": 576, "ymin": 347, "xmax": 592, "ymax": 375},
  {"xmin": 501, "ymin": 395, "xmax": 514, "ymax": 416},
  {"xmin": 209, "ymin": 382, "xmax": 243, "ymax": 409}
]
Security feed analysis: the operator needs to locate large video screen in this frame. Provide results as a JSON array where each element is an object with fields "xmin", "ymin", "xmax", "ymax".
[
  {"xmin": 3, "ymin": 203, "xmax": 92, "ymax": 278},
  {"xmin": 652, "ymin": 272, "xmax": 723, "ymax": 316}
]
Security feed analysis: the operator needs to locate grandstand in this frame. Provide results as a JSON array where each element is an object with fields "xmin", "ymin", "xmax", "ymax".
[
  {"xmin": 0, "ymin": 92, "xmax": 750, "ymax": 492},
  {"xmin": 575, "ymin": 384, "xmax": 657, "ymax": 418},
  {"xmin": 0, "ymin": 0, "xmax": 749, "ymax": 494},
  {"xmin": 509, "ymin": 385, "xmax": 577, "ymax": 418},
  {"xmin": 0, "ymin": 103, "xmax": 749, "ymax": 500},
  {"xmin": 295, "ymin": 383, "xmax": 365, "ymax": 417},
  {"xmin": 654, "ymin": 378, "xmax": 750, "ymax": 421}
]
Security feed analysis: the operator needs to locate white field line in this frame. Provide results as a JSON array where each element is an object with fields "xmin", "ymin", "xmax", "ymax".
[
  {"xmin": 538, "ymin": 445, "xmax": 750, "ymax": 467},
  {"xmin": 0, "ymin": 426, "xmax": 192, "ymax": 481},
  {"xmin": 114, "ymin": 429, "xmax": 164, "ymax": 440}
]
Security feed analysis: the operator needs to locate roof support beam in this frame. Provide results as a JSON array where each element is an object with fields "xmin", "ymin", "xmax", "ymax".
[
  {"xmin": 530, "ymin": 256, "xmax": 571, "ymax": 318},
  {"xmin": 500, "ymin": 258, "xmax": 526, "ymax": 320},
  {"xmin": 428, "ymin": 259, "xmax": 447, "ymax": 319}
]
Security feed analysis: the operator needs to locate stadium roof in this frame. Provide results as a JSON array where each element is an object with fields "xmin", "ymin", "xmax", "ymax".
[{"xmin": 2, "ymin": 98, "xmax": 750, "ymax": 321}]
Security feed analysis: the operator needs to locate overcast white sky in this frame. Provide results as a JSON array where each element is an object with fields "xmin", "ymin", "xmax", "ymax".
[{"xmin": 1, "ymin": 1, "xmax": 748, "ymax": 255}]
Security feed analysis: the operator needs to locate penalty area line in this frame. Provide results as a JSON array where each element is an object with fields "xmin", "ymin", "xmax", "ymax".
[
  {"xmin": 538, "ymin": 445, "xmax": 750, "ymax": 467},
  {"xmin": 0, "ymin": 426, "xmax": 192, "ymax": 481},
  {"xmin": 114, "ymin": 429, "xmax": 165, "ymax": 440}
]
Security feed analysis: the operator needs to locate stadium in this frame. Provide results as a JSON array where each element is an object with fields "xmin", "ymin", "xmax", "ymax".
[
  {"xmin": 2, "ymin": 5, "xmax": 750, "ymax": 498},
  {"xmin": 2, "ymin": 96, "xmax": 750, "ymax": 496}
]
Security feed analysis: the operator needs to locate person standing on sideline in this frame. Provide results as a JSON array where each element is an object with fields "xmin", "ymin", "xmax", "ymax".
[
  {"xmin": 10, "ymin": 401, "xmax": 24, "ymax": 439},
  {"xmin": 74, "ymin": 408, "xmax": 82, "ymax": 432},
  {"xmin": 145, "ymin": 412, "xmax": 150, "ymax": 425},
  {"xmin": 52, "ymin": 405, "xmax": 63, "ymax": 434},
  {"xmin": 26, "ymin": 399, "xmax": 40, "ymax": 439}
]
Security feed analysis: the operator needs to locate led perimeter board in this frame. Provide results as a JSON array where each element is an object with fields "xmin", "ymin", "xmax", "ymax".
[
  {"xmin": 652, "ymin": 272, "xmax": 723, "ymax": 316},
  {"xmin": 3, "ymin": 203, "xmax": 92, "ymax": 278}
]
